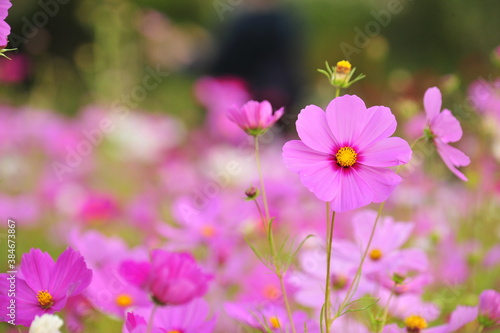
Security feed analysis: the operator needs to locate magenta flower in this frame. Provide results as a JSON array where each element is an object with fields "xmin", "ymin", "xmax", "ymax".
[
  {"xmin": 227, "ymin": 100, "xmax": 284, "ymax": 136},
  {"xmin": 478, "ymin": 289, "xmax": 500, "ymax": 328},
  {"xmin": 124, "ymin": 299, "xmax": 216, "ymax": 333},
  {"xmin": 423, "ymin": 87, "xmax": 470, "ymax": 181},
  {"xmin": 0, "ymin": 0, "xmax": 11, "ymax": 48},
  {"xmin": 120, "ymin": 249, "xmax": 212, "ymax": 306},
  {"xmin": 0, "ymin": 248, "xmax": 92, "ymax": 327},
  {"xmin": 282, "ymin": 95, "xmax": 412, "ymax": 212}
]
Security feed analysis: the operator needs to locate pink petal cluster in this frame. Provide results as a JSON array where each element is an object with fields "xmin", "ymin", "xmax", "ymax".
[
  {"xmin": 282, "ymin": 95, "xmax": 412, "ymax": 212},
  {"xmin": 0, "ymin": 248, "xmax": 92, "ymax": 327},
  {"xmin": 479, "ymin": 289, "xmax": 500, "ymax": 327},
  {"xmin": 424, "ymin": 87, "xmax": 470, "ymax": 181},
  {"xmin": 120, "ymin": 249, "xmax": 212, "ymax": 306},
  {"xmin": 227, "ymin": 100, "xmax": 284, "ymax": 136},
  {"xmin": 0, "ymin": 0, "xmax": 11, "ymax": 48}
]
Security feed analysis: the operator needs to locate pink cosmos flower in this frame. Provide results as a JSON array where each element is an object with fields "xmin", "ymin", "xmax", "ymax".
[
  {"xmin": 0, "ymin": 0, "xmax": 11, "ymax": 48},
  {"xmin": 478, "ymin": 289, "xmax": 500, "ymax": 328},
  {"xmin": 120, "ymin": 250, "xmax": 212, "ymax": 306},
  {"xmin": 0, "ymin": 248, "xmax": 92, "ymax": 327},
  {"xmin": 227, "ymin": 100, "xmax": 284, "ymax": 136},
  {"xmin": 282, "ymin": 95, "xmax": 412, "ymax": 212},
  {"xmin": 423, "ymin": 87, "xmax": 470, "ymax": 181},
  {"xmin": 124, "ymin": 299, "xmax": 216, "ymax": 333}
]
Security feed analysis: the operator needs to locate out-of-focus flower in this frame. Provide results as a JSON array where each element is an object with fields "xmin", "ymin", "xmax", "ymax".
[
  {"xmin": 194, "ymin": 76, "xmax": 250, "ymax": 143},
  {"xmin": 29, "ymin": 314, "xmax": 64, "ymax": 333},
  {"xmin": 120, "ymin": 250, "xmax": 211, "ymax": 306},
  {"xmin": 0, "ymin": 0, "xmax": 11, "ymax": 49},
  {"xmin": 225, "ymin": 302, "xmax": 319, "ymax": 333},
  {"xmin": 425, "ymin": 305, "xmax": 478, "ymax": 333},
  {"xmin": 282, "ymin": 95, "xmax": 412, "ymax": 212},
  {"xmin": 227, "ymin": 100, "xmax": 284, "ymax": 136},
  {"xmin": 423, "ymin": 87, "xmax": 470, "ymax": 181},
  {"xmin": 478, "ymin": 289, "xmax": 500, "ymax": 328},
  {"xmin": 124, "ymin": 299, "xmax": 216, "ymax": 333},
  {"xmin": 0, "ymin": 54, "xmax": 30, "ymax": 83},
  {"xmin": 0, "ymin": 248, "xmax": 92, "ymax": 326},
  {"xmin": 350, "ymin": 210, "xmax": 414, "ymax": 275}
]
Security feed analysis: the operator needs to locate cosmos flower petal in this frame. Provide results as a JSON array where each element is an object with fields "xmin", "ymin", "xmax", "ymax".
[
  {"xmin": 435, "ymin": 140, "xmax": 470, "ymax": 181},
  {"xmin": 296, "ymin": 104, "xmax": 337, "ymax": 153},
  {"xmin": 431, "ymin": 109, "xmax": 463, "ymax": 143},
  {"xmin": 330, "ymin": 169, "xmax": 373, "ymax": 212},
  {"xmin": 446, "ymin": 306, "xmax": 478, "ymax": 332},
  {"xmin": 19, "ymin": 248, "xmax": 55, "ymax": 292},
  {"xmin": 360, "ymin": 137, "xmax": 412, "ymax": 167},
  {"xmin": 282, "ymin": 140, "xmax": 332, "ymax": 173},
  {"xmin": 354, "ymin": 166, "xmax": 402, "ymax": 203},
  {"xmin": 424, "ymin": 87, "xmax": 442, "ymax": 121},
  {"xmin": 356, "ymin": 105, "xmax": 397, "ymax": 149},
  {"xmin": 48, "ymin": 248, "xmax": 92, "ymax": 300},
  {"xmin": 326, "ymin": 94, "xmax": 367, "ymax": 145}
]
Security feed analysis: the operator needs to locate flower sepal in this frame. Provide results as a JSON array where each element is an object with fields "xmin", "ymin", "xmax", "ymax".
[
  {"xmin": 0, "ymin": 48, "xmax": 16, "ymax": 60},
  {"xmin": 318, "ymin": 60, "xmax": 366, "ymax": 89}
]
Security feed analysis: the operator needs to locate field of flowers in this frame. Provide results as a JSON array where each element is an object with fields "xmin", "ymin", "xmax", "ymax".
[{"xmin": 0, "ymin": 1, "xmax": 499, "ymax": 332}]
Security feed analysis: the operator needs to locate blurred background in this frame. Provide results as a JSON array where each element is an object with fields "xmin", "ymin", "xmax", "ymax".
[
  {"xmin": 0, "ymin": 1, "xmax": 500, "ymax": 331},
  {"xmin": 2, "ymin": 0, "xmax": 499, "ymax": 120}
]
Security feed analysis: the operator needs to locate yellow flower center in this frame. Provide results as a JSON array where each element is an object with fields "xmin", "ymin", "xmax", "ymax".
[
  {"xmin": 269, "ymin": 316, "xmax": 281, "ymax": 329},
  {"xmin": 37, "ymin": 290, "xmax": 54, "ymax": 309},
  {"xmin": 116, "ymin": 294, "xmax": 133, "ymax": 307},
  {"xmin": 369, "ymin": 249, "xmax": 383, "ymax": 261},
  {"xmin": 336, "ymin": 60, "xmax": 352, "ymax": 74},
  {"xmin": 168, "ymin": 331, "xmax": 182, "ymax": 333},
  {"xmin": 405, "ymin": 315, "xmax": 427, "ymax": 332},
  {"xmin": 263, "ymin": 285, "xmax": 280, "ymax": 300},
  {"xmin": 336, "ymin": 147, "xmax": 357, "ymax": 167},
  {"xmin": 201, "ymin": 225, "xmax": 216, "ymax": 238}
]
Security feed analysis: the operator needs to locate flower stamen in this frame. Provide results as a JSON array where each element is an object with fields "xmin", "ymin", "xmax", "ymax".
[
  {"xmin": 336, "ymin": 147, "xmax": 357, "ymax": 167},
  {"xmin": 37, "ymin": 290, "xmax": 54, "ymax": 309},
  {"xmin": 369, "ymin": 248, "xmax": 383, "ymax": 261},
  {"xmin": 116, "ymin": 294, "xmax": 133, "ymax": 307},
  {"xmin": 405, "ymin": 315, "xmax": 427, "ymax": 333},
  {"xmin": 269, "ymin": 316, "xmax": 281, "ymax": 329}
]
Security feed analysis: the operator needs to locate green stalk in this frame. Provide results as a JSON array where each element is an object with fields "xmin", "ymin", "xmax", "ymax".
[
  {"xmin": 254, "ymin": 136, "xmax": 297, "ymax": 333},
  {"xmin": 324, "ymin": 204, "xmax": 336, "ymax": 333}
]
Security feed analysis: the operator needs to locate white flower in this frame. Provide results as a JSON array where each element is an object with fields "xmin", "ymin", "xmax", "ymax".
[{"xmin": 29, "ymin": 314, "xmax": 64, "ymax": 333}]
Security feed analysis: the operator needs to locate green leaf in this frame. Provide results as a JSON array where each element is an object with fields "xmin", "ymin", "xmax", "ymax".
[
  {"xmin": 337, "ymin": 297, "xmax": 380, "ymax": 317},
  {"xmin": 320, "ymin": 303, "xmax": 326, "ymax": 333},
  {"xmin": 245, "ymin": 238, "xmax": 273, "ymax": 270},
  {"xmin": 282, "ymin": 234, "xmax": 315, "ymax": 272}
]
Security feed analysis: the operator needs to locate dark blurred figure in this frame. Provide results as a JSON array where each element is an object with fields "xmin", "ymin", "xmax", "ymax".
[{"xmin": 210, "ymin": 5, "xmax": 303, "ymax": 115}]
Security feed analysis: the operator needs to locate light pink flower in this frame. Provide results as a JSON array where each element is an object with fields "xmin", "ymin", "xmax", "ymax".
[
  {"xmin": 282, "ymin": 95, "xmax": 412, "ymax": 212},
  {"xmin": 227, "ymin": 100, "xmax": 284, "ymax": 136},
  {"xmin": 423, "ymin": 87, "xmax": 470, "ymax": 181}
]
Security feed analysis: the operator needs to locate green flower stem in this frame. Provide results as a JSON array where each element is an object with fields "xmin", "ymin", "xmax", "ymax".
[
  {"xmin": 335, "ymin": 88, "xmax": 341, "ymax": 98},
  {"xmin": 377, "ymin": 282, "xmax": 397, "ymax": 332},
  {"xmin": 147, "ymin": 304, "xmax": 158, "ymax": 333},
  {"xmin": 477, "ymin": 325, "xmax": 484, "ymax": 333},
  {"xmin": 324, "ymin": 203, "xmax": 336, "ymax": 333},
  {"xmin": 254, "ymin": 136, "xmax": 297, "ymax": 333}
]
